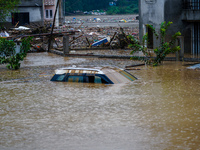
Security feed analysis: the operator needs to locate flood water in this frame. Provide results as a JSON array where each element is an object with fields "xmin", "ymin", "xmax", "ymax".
[{"xmin": 0, "ymin": 53, "xmax": 200, "ymax": 150}]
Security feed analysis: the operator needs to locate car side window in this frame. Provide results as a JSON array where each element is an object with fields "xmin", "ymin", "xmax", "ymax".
[
  {"xmin": 94, "ymin": 76, "xmax": 102, "ymax": 83},
  {"xmin": 66, "ymin": 76, "xmax": 84, "ymax": 82}
]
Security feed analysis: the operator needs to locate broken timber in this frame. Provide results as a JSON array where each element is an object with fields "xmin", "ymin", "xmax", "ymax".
[{"xmin": 18, "ymin": 31, "xmax": 77, "ymax": 38}]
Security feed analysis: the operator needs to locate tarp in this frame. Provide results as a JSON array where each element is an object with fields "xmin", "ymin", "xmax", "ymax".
[
  {"xmin": 0, "ymin": 31, "xmax": 9, "ymax": 37},
  {"xmin": 91, "ymin": 38, "xmax": 108, "ymax": 46},
  {"xmin": 13, "ymin": 26, "xmax": 30, "ymax": 30}
]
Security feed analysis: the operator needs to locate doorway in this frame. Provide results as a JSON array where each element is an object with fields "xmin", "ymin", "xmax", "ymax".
[
  {"xmin": 192, "ymin": 22, "xmax": 200, "ymax": 57},
  {"xmin": 12, "ymin": 12, "xmax": 30, "ymax": 26},
  {"xmin": 146, "ymin": 25, "xmax": 154, "ymax": 49}
]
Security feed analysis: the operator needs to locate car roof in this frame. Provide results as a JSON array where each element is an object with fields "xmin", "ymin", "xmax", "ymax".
[
  {"xmin": 53, "ymin": 66, "xmax": 137, "ymax": 84},
  {"xmin": 55, "ymin": 67, "xmax": 104, "ymax": 75}
]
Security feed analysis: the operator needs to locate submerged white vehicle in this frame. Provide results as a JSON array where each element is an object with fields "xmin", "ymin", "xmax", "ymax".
[{"xmin": 50, "ymin": 66, "xmax": 137, "ymax": 84}]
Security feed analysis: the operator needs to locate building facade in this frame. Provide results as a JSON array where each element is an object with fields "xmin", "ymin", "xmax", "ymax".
[
  {"xmin": 139, "ymin": 0, "xmax": 200, "ymax": 57},
  {"xmin": 4, "ymin": 0, "xmax": 63, "ymax": 27},
  {"xmin": 44, "ymin": 0, "xmax": 63, "ymax": 26},
  {"xmin": 11, "ymin": 0, "xmax": 44, "ymax": 26}
]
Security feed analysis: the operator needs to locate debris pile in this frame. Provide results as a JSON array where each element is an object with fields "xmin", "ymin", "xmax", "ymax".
[
  {"xmin": 61, "ymin": 25, "xmax": 139, "ymax": 49},
  {"xmin": 64, "ymin": 16, "xmax": 139, "ymax": 24},
  {"xmin": 0, "ymin": 19, "xmax": 139, "ymax": 52}
]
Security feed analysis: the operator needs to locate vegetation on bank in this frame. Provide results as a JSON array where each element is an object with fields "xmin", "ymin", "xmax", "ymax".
[
  {"xmin": 64, "ymin": 0, "xmax": 138, "ymax": 15},
  {"xmin": 128, "ymin": 21, "xmax": 181, "ymax": 66}
]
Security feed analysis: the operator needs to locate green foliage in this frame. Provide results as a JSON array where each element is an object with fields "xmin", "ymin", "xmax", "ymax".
[
  {"xmin": 107, "ymin": 0, "xmax": 138, "ymax": 15},
  {"xmin": 152, "ymin": 21, "xmax": 181, "ymax": 66},
  {"xmin": 106, "ymin": 6, "xmax": 120, "ymax": 15},
  {"xmin": 0, "ymin": 37, "xmax": 32, "ymax": 70},
  {"xmin": 129, "ymin": 21, "xmax": 181, "ymax": 66},
  {"xmin": 128, "ymin": 34, "xmax": 153, "ymax": 64},
  {"xmin": 64, "ymin": 0, "xmax": 138, "ymax": 15},
  {"xmin": 0, "ymin": 0, "xmax": 20, "ymax": 23}
]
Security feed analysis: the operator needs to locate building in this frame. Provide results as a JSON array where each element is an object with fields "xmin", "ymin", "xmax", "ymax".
[
  {"xmin": 44, "ymin": 0, "xmax": 63, "ymax": 26},
  {"xmin": 139, "ymin": 0, "xmax": 200, "ymax": 58},
  {"xmin": 4, "ymin": 0, "xmax": 63, "ymax": 27},
  {"xmin": 11, "ymin": 0, "xmax": 44, "ymax": 26}
]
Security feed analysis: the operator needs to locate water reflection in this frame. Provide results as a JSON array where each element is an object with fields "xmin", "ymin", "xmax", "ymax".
[{"xmin": 0, "ymin": 53, "xmax": 200, "ymax": 150}]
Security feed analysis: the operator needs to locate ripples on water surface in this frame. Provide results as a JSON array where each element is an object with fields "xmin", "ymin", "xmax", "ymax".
[{"xmin": 0, "ymin": 53, "xmax": 200, "ymax": 150}]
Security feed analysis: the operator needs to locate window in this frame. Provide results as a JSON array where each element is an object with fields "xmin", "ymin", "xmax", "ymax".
[
  {"xmin": 94, "ymin": 76, "xmax": 102, "ymax": 83},
  {"xmin": 85, "ymin": 76, "xmax": 103, "ymax": 83},
  {"xmin": 45, "ymin": 9, "xmax": 53, "ymax": 18},
  {"xmin": 66, "ymin": 76, "xmax": 84, "ymax": 83},
  {"xmin": 192, "ymin": 23, "xmax": 200, "ymax": 57},
  {"xmin": 50, "ymin": 72, "xmax": 114, "ymax": 84},
  {"xmin": 183, "ymin": 0, "xmax": 200, "ymax": 10}
]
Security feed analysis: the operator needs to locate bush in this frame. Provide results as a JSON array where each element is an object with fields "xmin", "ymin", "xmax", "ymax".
[{"xmin": 0, "ymin": 37, "xmax": 32, "ymax": 70}]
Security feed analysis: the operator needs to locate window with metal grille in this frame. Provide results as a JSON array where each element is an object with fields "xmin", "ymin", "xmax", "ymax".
[
  {"xmin": 183, "ymin": 0, "xmax": 200, "ymax": 10},
  {"xmin": 192, "ymin": 23, "xmax": 200, "ymax": 57}
]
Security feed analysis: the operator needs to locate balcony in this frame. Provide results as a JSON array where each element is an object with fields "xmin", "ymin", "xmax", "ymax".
[
  {"xmin": 182, "ymin": 0, "xmax": 200, "ymax": 21},
  {"xmin": 44, "ymin": 0, "xmax": 55, "ymax": 6}
]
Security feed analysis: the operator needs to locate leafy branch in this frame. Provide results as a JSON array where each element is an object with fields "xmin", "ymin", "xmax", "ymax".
[{"xmin": 129, "ymin": 21, "xmax": 181, "ymax": 66}]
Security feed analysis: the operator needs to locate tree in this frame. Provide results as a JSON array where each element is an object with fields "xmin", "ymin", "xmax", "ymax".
[
  {"xmin": 107, "ymin": 0, "xmax": 138, "ymax": 15},
  {"xmin": 63, "ymin": 0, "xmax": 138, "ymax": 15},
  {"xmin": 0, "ymin": 0, "xmax": 20, "ymax": 23},
  {"xmin": 129, "ymin": 21, "xmax": 181, "ymax": 66}
]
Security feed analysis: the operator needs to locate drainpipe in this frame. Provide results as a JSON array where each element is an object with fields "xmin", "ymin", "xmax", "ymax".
[{"xmin": 41, "ymin": 0, "xmax": 44, "ymax": 26}]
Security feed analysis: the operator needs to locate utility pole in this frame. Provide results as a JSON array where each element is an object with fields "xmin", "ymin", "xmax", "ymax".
[
  {"xmin": 47, "ymin": 0, "xmax": 60, "ymax": 52},
  {"xmin": 59, "ymin": 0, "xmax": 63, "ymax": 26}
]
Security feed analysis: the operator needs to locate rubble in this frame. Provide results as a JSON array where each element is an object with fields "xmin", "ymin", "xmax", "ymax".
[
  {"xmin": 0, "ymin": 16, "xmax": 139, "ymax": 52},
  {"xmin": 66, "ymin": 25, "xmax": 139, "ymax": 49}
]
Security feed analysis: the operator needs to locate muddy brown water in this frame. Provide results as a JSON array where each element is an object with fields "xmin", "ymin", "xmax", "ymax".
[{"xmin": 0, "ymin": 53, "xmax": 200, "ymax": 150}]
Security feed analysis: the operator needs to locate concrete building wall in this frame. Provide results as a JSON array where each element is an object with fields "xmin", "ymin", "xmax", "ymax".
[
  {"xmin": 44, "ymin": 5, "xmax": 56, "ymax": 22},
  {"xmin": 164, "ymin": 0, "xmax": 191, "ymax": 54},
  {"xmin": 17, "ymin": 7, "xmax": 43, "ymax": 22},
  {"xmin": 19, "ymin": 0, "xmax": 43, "ymax": 7},
  {"xmin": 4, "ymin": 0, "xmax": 44, "ymax": 27},
  {"xmin": 44, "ymin": 0, "xmax": 62, "ymax": 26},
  {"xmin": 139, "ymin": 0, "xmax": 165, "ymax": 48},
  {"xmin": 139, "ymin": 0, "xmax": 200, "ymax": 56}
]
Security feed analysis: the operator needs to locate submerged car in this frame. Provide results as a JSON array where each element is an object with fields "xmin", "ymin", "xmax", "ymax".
[{"xmin": 50, "ymin": 66, "xmax": 137, "ymax": 84}]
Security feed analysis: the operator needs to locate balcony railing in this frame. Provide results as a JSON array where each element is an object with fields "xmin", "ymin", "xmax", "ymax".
[
  {"xmin": 44, "ymin": 0, "xmax": 55, "ymax": 6},
  {"xmin": 183, "ymin": 0, "xmax": 200, "ymax": 10}
]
